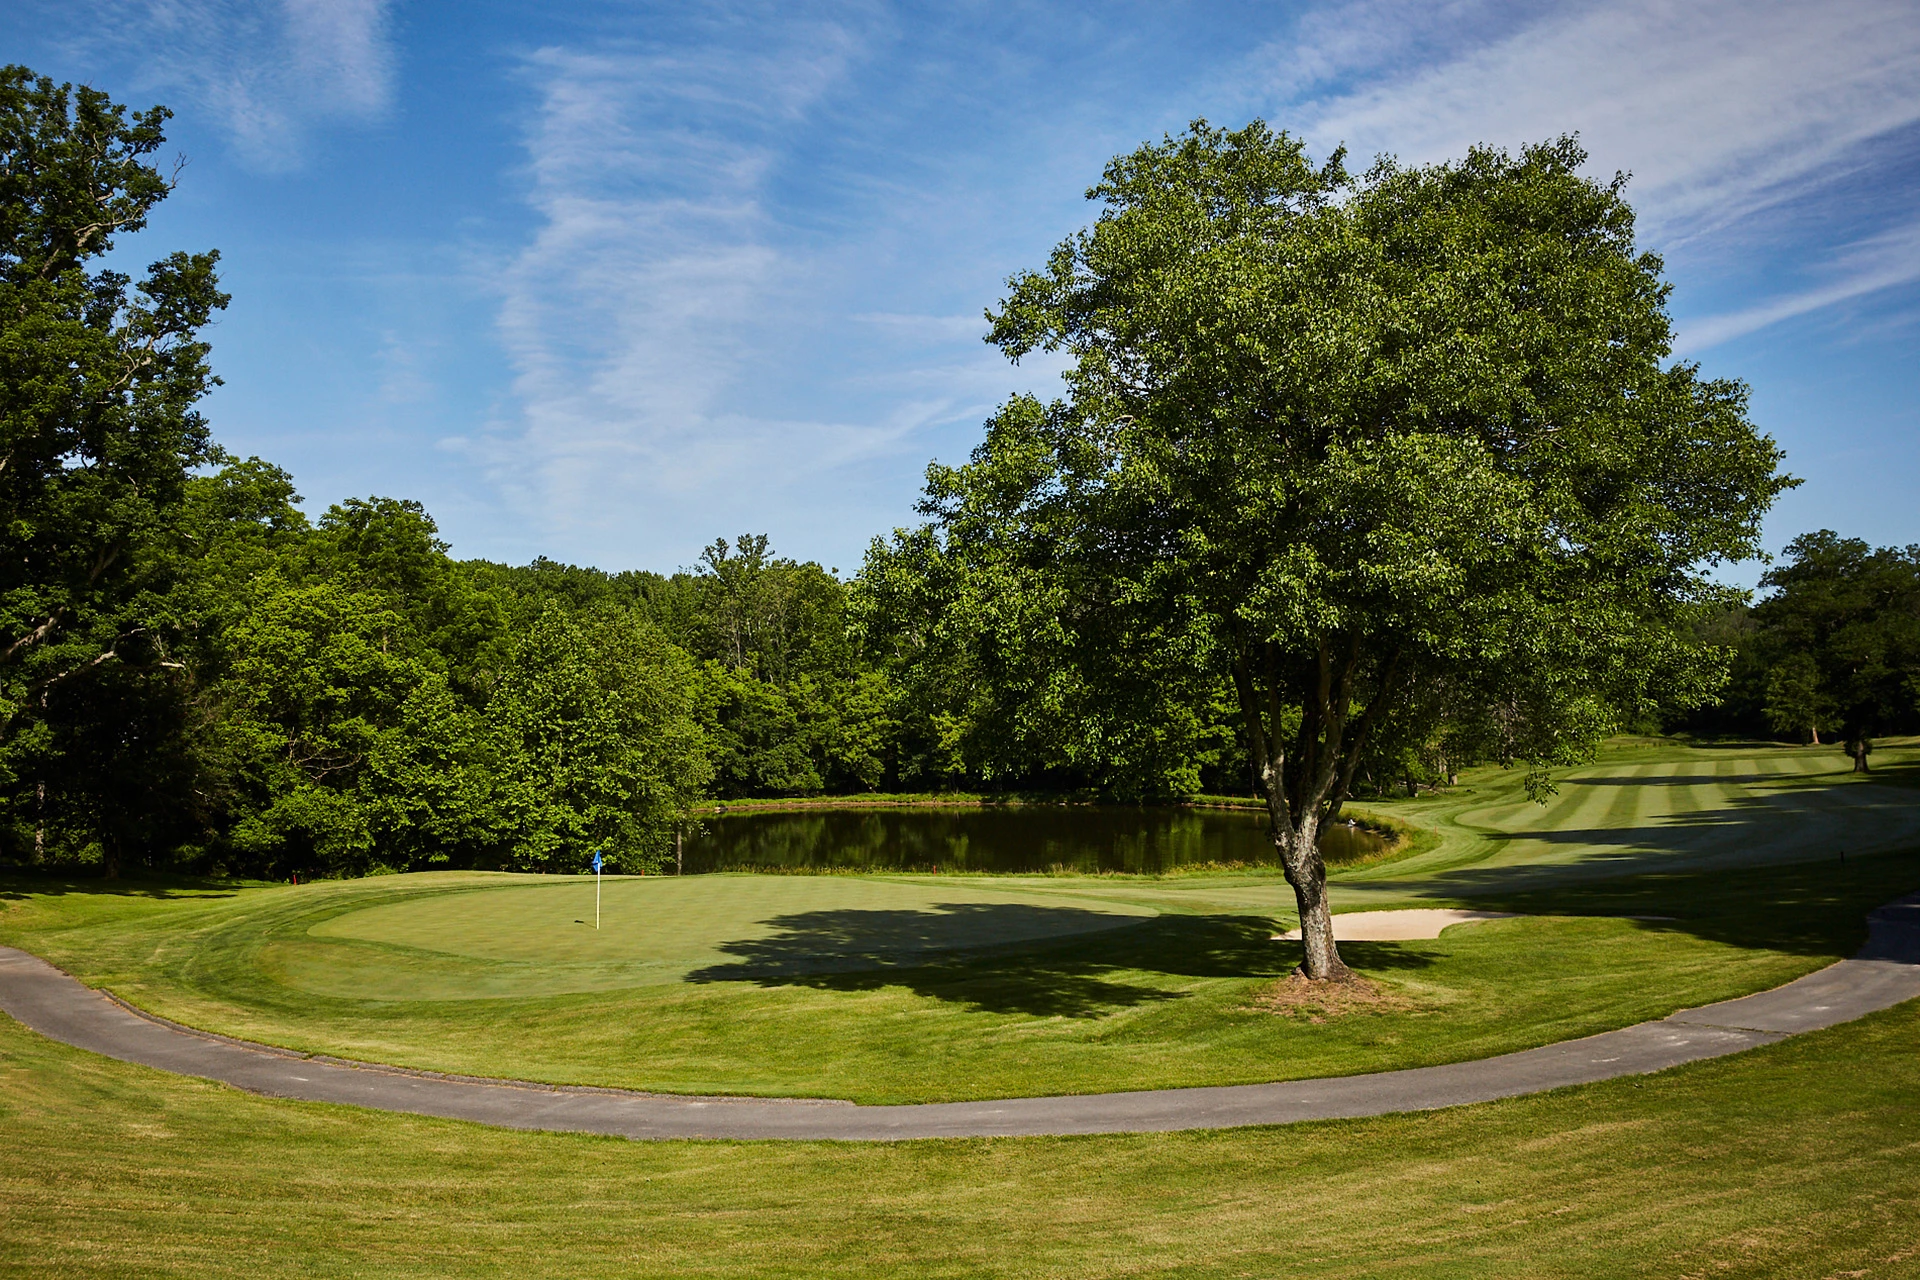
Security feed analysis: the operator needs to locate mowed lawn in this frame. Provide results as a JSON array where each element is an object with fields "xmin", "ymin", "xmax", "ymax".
[
  {"xmin": 4, "ymin": 741, "xmax": 1917, "ymax": 1104},
  {"xmin": 3, "ymin": 996, "xmax": 1918, "ymax": 1278},
  {"xmin": 1344, "ymin": 736, "xmax": 1920, "ymax": 891}
]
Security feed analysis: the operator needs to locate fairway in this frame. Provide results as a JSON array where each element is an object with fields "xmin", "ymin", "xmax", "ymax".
[{"xmin": 1341, "ymin": 739, "xmax": 1920, "ymax": 895}]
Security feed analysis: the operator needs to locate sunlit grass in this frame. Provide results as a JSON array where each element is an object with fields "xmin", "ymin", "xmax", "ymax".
[{"xmin": 3, "ymin": 997, "xmax": 1917, "ymax": 1277}]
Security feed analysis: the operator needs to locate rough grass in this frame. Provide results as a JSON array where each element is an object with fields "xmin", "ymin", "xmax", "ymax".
[{"xmin": 3, "ymin": 998, "xmax": 1918, "ymax": 1278}]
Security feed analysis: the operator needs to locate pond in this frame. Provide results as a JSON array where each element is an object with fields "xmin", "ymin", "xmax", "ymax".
[{"xmin": 678, "ymin": 805, "xmax": 1391, "ymax": 875}]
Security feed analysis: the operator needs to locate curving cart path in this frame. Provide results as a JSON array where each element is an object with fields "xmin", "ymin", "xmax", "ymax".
[{"xmin": 3, "ymin": 894, "xmax": 1917, "ymax": 1142}]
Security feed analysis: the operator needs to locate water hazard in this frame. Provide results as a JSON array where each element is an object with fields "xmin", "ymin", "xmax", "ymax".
[{"xmin": 680, "ymin": 805, "xmax": 1390, "ymax": 875}]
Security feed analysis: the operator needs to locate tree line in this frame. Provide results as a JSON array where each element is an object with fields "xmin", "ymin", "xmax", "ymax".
[
  {"xmin": 1681, "ymin": 532, "xmax": 1920, "ymax": 767},
  {"xmin": 5, "ymin": 69, "xmax": 1907, "ymax": 922}
]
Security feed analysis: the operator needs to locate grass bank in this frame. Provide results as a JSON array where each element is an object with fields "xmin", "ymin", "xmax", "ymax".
[{"xmin": 3, "ymin": 995, "xmax": 1918, "ymax": 1277}]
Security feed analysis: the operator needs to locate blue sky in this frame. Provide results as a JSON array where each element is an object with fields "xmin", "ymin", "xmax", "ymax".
[{"xmin": 12, "ymin": 0, "xmax": 1920, "ymax": 580}]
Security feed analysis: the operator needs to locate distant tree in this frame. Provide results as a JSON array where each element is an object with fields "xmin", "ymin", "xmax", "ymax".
[
  {"xmin": 306, "ymin": 497, "xmax": 506, "ymax": 696},
  {"xmin": 695, "ymin": 534, "xmax": 849, "ymax": 686},
  {"xmin": 211, "ymin": 579, "xmax": 446, "ymax": 875},
  {"xmin": 944, "ymin": 121, "xmax": 1789, "ymax": 978},
  {"xmin": 1763, "ymin": 652, "xmax": 1832, "ymax": 745},
  {"xmin": 487, "ymin": 605, "xmax": 710, "ymax": 871},
  {"xmin": 697, "ymin": 661, "xmax": 823, "ymax": 795},
  {"xmin": 1754, "ymin": 531, "xmax": 1920, "ymax": 771}
]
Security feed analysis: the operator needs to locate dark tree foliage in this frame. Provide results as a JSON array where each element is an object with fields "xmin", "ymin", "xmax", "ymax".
[
  {"xmin": 1752, "ymin": 532, "xmax": 1920, "ymax": 768},
  {"xmin": 0, "ymin": 67, "xmax": 226, "ymax": 873}
]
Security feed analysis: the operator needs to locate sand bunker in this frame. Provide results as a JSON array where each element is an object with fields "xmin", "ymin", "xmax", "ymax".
[{"xmin": 1274, "ymin": 909, "xmax": 1521, "ymax": 942}]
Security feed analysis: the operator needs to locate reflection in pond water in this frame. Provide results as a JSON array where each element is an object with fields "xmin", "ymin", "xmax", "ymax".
[{"xmin": 680, "ymin": 806, "xmax": 1390, "ymax": 875}]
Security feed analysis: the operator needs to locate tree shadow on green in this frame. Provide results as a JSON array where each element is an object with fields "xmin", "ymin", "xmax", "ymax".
[
  {"xmin": 1563, "ymin": 774, "xmax": 1790, "ymax": 788},
  {"xmin": 686, "ymin": 906, "xmax": 1434, "ymax": 1017}
]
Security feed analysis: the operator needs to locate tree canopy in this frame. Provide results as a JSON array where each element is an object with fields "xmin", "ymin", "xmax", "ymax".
[
  {"xmin": 1753, "ymin": 532, "xmax": 1920, "ymax": 768},
  {"xmin": 899, "ymin": 121, "xmax": 1791, "ymax": 976}
]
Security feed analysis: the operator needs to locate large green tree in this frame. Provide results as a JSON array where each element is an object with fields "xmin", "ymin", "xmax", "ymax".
[
  {"xmin": 942, "ymin": 122, "xmax": 1789, "ymax": 977},
  {"xmin": 0, "ymin": 68, "xmax": 227, "ymax": 870}
]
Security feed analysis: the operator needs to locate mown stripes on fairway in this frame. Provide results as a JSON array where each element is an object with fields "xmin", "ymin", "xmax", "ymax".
[{"xmin": 1354, "ymin": 744, "xmax": 1920, "ymax": 891}]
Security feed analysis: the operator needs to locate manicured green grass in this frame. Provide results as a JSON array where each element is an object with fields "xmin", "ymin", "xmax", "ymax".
[
  {"xmin": 304, "ymin": 874, "xmax": 1154, "ymax": 997},
  {"xmin": 1343, "ymin": 736, "xmax": 1920, "ymax": 893},
  {"xmin": 2, "ymin": 739, "xmax": 1915, "ymax": 1105},
  {"xmin": 4, "ymin": 996, "xmax": 1919, "ymax": 1277}
]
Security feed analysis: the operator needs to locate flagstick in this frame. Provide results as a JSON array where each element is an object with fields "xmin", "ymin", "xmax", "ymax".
[{"xmin": 595, "ymin": 861, "xmax": 602, "ymax": 930}]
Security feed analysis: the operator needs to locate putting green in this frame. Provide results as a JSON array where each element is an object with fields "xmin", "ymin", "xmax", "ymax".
[{"xmin": 286, "ymin": 875, "xmax": 1157, "ymax": 999}]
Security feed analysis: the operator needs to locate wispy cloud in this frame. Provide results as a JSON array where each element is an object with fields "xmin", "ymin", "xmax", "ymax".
[
  {"xmin": 1678, "ymin": 217, "xmax": 1920, "ymax": 351},
  {"xmin": 29, "ymin": 0, "xmax": 395, "ymax": 169},
  {"xmin": 1273, "ymin": 0, "xmax": 1920, "ymax": 237},
  {"xmin": 1243, "ymin": 0, "xmax": 1920, "ymax": 347},
  {"xmin": 469, "ymin": 15, "xmax": 992, "ymax": 559}
]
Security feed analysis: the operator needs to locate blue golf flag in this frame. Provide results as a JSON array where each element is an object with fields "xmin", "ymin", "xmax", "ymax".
[{"xmin": 590, "ymin": 848, "xmax": 604, "ymax": 929}]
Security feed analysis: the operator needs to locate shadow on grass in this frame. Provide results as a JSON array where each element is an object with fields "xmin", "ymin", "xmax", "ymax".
[
  {"xmin": 1871, "ymin": 759, "xmax": 1920, "ymax": 791},
  {"xmin": 1682, "ymin": 738, "xmax": 1831, "ymax": 751},
  {"xmin": 1410, "ymin": 769, "xmax": 1920, "ymax": 879},
  {"xmin": 1565, "ymin": 774, "xmax": 1802, "ymax": 788},
  {"xmin": 1399, "ymin": 850, "xmax": 1920, "ymax": 960},
  {"xmin": 686, "ymin": 906, "xmax": 1435, "ymax": 1017},
  {"xmin": 0, "ymin": 871, "xmax": 244, "ymax": 902}
]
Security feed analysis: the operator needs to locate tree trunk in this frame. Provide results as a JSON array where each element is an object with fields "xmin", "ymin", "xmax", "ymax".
[
  {"xmin": 1809, "ymin": 725, "xmax": 1820, "ymax": 746},
  {"xmin": 1231, "ymin": 632, "xmax": 1385, "ymax": 984},
  {"xmin": 1270, "ymin": 810, "xmax": 1350, "ymax": 981}
]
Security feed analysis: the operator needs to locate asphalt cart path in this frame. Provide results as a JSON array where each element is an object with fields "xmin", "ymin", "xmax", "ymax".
[{"xmin": 3, "ymin": 893, "xmax": 1916, "ymax": 1141}]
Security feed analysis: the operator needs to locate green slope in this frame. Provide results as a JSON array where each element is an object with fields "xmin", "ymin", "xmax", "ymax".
[{"xmin": 4, "ymin": 999, "xmax": 1918, "ymax": 1277}]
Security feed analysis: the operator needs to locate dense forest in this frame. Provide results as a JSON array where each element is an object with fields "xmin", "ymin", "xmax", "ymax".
[{"xmin": 3, "ymin": 70, "xmax": 1916, "ymax": 881}]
